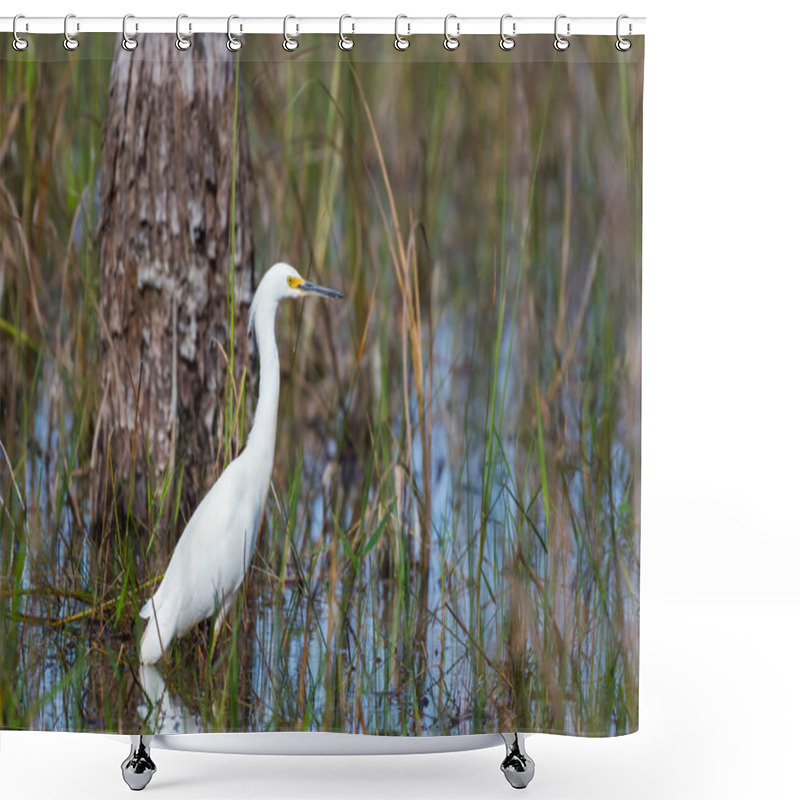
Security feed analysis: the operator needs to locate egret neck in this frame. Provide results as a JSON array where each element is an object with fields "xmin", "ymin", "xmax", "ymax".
[{"xmin": 246, "ymin": 296, "xmax": 281, "ymax": 504}]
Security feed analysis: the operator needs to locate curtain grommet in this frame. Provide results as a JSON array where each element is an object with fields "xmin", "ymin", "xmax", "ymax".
[
  {"xmin": 175, "ymin": 14, "xmax": 192, "ymax": 51},
  {"xmin": 339, "ymin": 14, "xmax": 354, "ymax": 51},
  {"xmin": 615, "ymin": 15, "xmax": 632, "ymax": 51},
  {"xmin": 499, "ymin": 14, "xmax": 516, "ymax": 51},
  {"xmin": 554, "ymin": 14, "xmax": 570, "ymax": 51},
  {"xmin": 12, "ymin": 14, "xmax": 29, "ymax": 51},
  {"xmin": 64, "ymin": 13, "xmax": 79, "ymax": 51},
  {"xmin": 283, "ymin": 15, "xmax": 299, "ymax": 51},
  {"xmin": 443, "ymin": 14, "xmax": 460, "ymax": 51},
  {"xmin": 227, "ymin": 15, "xmax": 243, "ymax": 52},
  {"xmin": 121, "ymin": 14, "xmax": 138, "ymax": 51},
  {"xmin": 394, "ymin": 15, "xmax": 410, "ymax": 51}
]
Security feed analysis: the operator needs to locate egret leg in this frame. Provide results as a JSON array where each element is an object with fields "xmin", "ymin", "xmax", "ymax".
[
  {"xmin": 209, "ymin": 595, "xmax": 234, "ymax": 662},
  {"xmin": 499, "ymin": 733, "xmax": 535, "ymax": 790},
  {"xmin": 121, "ymin": 735, "xmax": 156, "ymax": 791}
]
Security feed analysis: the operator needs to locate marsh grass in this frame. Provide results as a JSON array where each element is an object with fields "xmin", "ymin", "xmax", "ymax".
[{"xmin": 1, "ymin": 34, "xmax": 642, "ymax": 736}]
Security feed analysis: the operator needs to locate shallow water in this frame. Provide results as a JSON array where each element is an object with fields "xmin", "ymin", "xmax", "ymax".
[{"xmin": 7, "ymin": 290, "xmax": 637, "ymax": 736}]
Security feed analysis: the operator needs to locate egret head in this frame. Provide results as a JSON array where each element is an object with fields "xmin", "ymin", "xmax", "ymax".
[{"xmin": 249, "ymin": 262, "xmax": 343, "ymax": 334}]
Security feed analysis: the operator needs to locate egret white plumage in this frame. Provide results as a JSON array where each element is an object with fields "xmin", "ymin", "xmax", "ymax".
[{"xmin": 139, "ymin": 262, "xmax": 343, "ymax": 665}]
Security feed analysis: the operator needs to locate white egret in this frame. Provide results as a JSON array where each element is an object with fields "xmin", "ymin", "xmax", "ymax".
[{"xmin": 138, "ymin": 262, "xmax": 343, "ymax": 665}]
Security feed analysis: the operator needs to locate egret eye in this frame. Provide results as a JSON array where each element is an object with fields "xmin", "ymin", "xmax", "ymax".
[{"xmin": 287, "ymin": 276, "xmax": 303, "ymax": 290}]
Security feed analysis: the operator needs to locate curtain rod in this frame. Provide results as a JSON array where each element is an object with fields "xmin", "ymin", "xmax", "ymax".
[{"xmin": 1, "ymin": 16, "xmax": 646, "ymax": 37}]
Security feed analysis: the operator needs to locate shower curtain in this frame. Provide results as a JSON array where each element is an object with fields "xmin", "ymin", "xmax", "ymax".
[{"xmin": 0, "ymin": 29, "xmax": 643, "ymax": 739}]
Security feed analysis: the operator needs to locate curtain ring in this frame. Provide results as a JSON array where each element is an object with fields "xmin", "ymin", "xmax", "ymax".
[
  {"xmin": 12, "ymin": 15, "xmax": 29, "ymax": 51},
  {"xmin": 499, "ymin": 14, "xmax": 515, "ymax": 51},
  {"xmin": 64, "ymin": 14, "xmax": 79, "ymax": 51},
  {"xmin": 443, "ymin": 14, "xmax": 460, "ymax": 51},
  {"xmin": 394, "ymin": 15, "xmax": 410, "ymax": 51},
  {"xmin": 616, "ymin": 15, "xmax": 632, "ymax": 51},
  {"xmin": 121, "ymin": 14, "xmax": 138, "ymax": 51},
  {"xmin": 175, "ymin": 14, "xmax": 192, "ymax": 51},
  {"xmin": 553, "ymin": 14, "xmax": 570, "ymax": 51},
  {"xmin": 227, "ymin": 15, "xmax": 243, "ymax": 52},
  {"xmin": 283, "ymin": 15, "xmax": 299, "ymax": 51},
  {"xmin": 338, "ymin": 14, "xmax": 354, "ymax": 51}
]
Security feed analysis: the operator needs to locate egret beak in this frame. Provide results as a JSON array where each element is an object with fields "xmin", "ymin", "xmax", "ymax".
[{"xmin": 300, "ymin": 281, "xmax": 344, "ymax": 299}]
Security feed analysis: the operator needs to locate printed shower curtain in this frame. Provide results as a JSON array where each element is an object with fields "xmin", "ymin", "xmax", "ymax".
[{"xmin": 0, "ymin": 30, "xmax": 642, "ymax": 739}]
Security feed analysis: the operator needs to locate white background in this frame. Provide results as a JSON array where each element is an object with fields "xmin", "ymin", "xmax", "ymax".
[{"xmin": 2, "ymin": 1, "xmax": 799, "ymax": 798}]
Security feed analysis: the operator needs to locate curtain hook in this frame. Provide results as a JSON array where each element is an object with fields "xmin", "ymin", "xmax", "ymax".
[
  {"xmin": 553, "ymin": 14, "xmax": 570, "ymax": 51},
  {"xmin": 283, "ymin": 15, "xmax": 299, "ymax": 51},
  {"xmin": 64, "ymin": 13, "xmax": 79, "ymax": 51},
  {"xmin": 443, "ymin": 14, "xmax": 460, "ymax": 51},
  {"xmin": 12, "ymin": 14, "xmax": 29, "ymax": 51},
  {"xmin": 175, "ymin": 14, "xmax": 192, "ymax": 51},
  {"xmin": 394, "ymin": 15, "xmax": 410, "ymax": 51},
  {"xmin": 339, "ymin": 14, "xmax": 354, "ymax": 51},
  {"xmin": 616, "ymin": 15, "xmax": 632, "ymax": 51},
  {"xmin": 121, "ymin": 14, "xmax": 138, "ymax": 51},
  {"xmin": 227, "ymin": 15, "xmax": 243, "ymax": 51},
  {"xmin": 499, "ymin": 14, "xmax": 515, "ymax": 51}
]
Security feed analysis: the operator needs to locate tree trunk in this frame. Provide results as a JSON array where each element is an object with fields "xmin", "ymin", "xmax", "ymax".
[{"xmin": 92, "ymin": 35, "xmax": 254, "ymax": 536}]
